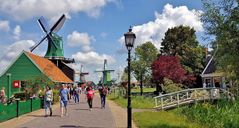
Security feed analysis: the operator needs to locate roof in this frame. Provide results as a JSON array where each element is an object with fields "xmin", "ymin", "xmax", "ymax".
[
  {"xmin": 25, "ymin": 51, "xmax": 73, "ymax": 83},
  {"xmin": 201, "ymin": 56, "xmax": 216, "ymax": 75}
]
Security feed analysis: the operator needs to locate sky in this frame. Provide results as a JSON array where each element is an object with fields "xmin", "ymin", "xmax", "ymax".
[{"xmin": 0, "ymin": 0, "xmax": 206, "ymax": 83}]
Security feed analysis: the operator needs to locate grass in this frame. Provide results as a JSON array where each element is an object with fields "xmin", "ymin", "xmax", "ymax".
[
  {"xmin": 131, "ymin": 87, "xmax": 155, "ymax": 93},
  {"xmin": 180, "ymin": 99, "xmax": 239, "ymax": 128},
  {"xmin": 108, "ymin": 94, "xmax": 154, "ymax": 109},
  {"xmin": 133, "ymin": 110, "xmax": 203, "ymax": 128}
]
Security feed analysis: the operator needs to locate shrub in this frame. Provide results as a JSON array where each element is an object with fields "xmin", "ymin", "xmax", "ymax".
[
  {"xmin": 52, "ymin": 89, "xmax": 59, "ymax": 103},
  {"xmin": 14, "ymin": 92, "xmax": 30, "ymax": 100},
  {"xmin": 163, "ymin": 78, "xmax": 183, "ymax": 93}
]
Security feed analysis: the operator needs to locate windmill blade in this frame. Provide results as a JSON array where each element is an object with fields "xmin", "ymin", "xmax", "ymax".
[
  {"xmin": 38, "ymin": 17, "xmax": 50, "ymax": 33},
  {"xmin": 105, "ymin": 70, "xmax": 115, "ymax": 72},
  {"xmin": 50, "ymin": 14, "xmax": 66, "ymax": 32},
  {"xmin": 30, "ymin": 36, "xmax": 47, "ymax": 52}
]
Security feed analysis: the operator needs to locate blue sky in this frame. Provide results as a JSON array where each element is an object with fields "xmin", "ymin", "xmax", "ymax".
[{"xmin": 0, "ymin": 0, "xmax": 206, "ymax": 83}]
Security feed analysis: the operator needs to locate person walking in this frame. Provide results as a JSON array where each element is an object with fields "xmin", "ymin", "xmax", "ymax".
[
  {"xmin": 73, "ymin": 85, "xmax": 81, "ymax": 103},
  {"xmin": 44, "ymin": 86, "xmax": 53, "ymax": 117},
  {"xmin": 100, "ymin": 86, "xmax": 108, "ymax": 109},
  {"xmin": 0, "ymin": 87, "xmax": 6, "ymax": 103},
  {"xmin": 59, "ymin": 84, "xmax": 69, "ymax": 117},
  {"xmin": 85, "ymin": 86, "xmax": 94, "ymax": 111}
]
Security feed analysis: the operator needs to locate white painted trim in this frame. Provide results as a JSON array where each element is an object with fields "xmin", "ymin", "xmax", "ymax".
[{"xmin": 0, "ymin": 51, "xmax": 25, "ymax": 77}]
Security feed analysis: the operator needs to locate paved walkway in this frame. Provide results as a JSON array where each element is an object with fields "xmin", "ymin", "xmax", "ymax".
[{"xmin": 0, "ymin": 94, "xmax": 137, "ymax": 128}]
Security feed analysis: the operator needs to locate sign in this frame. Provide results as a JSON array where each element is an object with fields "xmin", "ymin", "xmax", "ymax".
[{"xmin": 13, "ymin": 80, "xmax": 21, "ymax": 88}]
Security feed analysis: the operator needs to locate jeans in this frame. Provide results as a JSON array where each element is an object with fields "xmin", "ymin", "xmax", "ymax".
[
  {"xmin": 101, "ymin": 95, "xmax": 106, "ymax": 108},
  {"xmin": 74, "ymin": 93, "xmax": 79, "ymax": 103}
]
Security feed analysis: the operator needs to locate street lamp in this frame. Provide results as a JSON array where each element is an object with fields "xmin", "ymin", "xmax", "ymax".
[{"xmin": 124, "ymin": 26, "xmax": 136, "ymax": 128}]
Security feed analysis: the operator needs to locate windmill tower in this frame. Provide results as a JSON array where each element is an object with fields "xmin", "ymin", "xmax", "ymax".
[
  {"xmin": 95, "ymin": 59, "xmax": 114, "ymax": 86},
  {"xmin": 79, "ymin": 65, "xmax": 89, "ymax": 84},
  {"xmin": 30, "ymin": 14, "xmax": 75, "ymax": 81}
]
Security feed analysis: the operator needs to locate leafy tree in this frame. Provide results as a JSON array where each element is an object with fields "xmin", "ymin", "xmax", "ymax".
[
  {"xmin": 131, "ymin": 42, "xmax": 158, "ymax": 82},
  {"xmin": 131, "ymin": 42, "xmax": 158, "ymax": 94},
  {"xmin": 152, "ymin": 55, "xmax": 187, "ymax": 84},
  {"xmin": 202, "ymin": 0, "xmax": 239, "ymax": 80},
  {"xmin": 161, "ymin": 25, "xmax": 205, "ymax": 75}
]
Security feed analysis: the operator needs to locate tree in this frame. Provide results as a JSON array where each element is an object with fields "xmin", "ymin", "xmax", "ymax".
[
  {"xmin": 152, "ymin": 56, "xmax": 187, "ymax": 84},
  {"xmin": 131, "ymin": 42, "xmax": 158, "ymax": 95},
  {"xmin": 202, "ymin": 0, "xmax": 239, "ymax": 80},
  {"xmin": 161, "ymin": 25, "xmax": 205, "ymax": 75}
]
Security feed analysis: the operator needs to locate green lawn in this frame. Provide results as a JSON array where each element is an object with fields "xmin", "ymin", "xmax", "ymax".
[
  {"xmin": 131, "ymin": 87, "xmax": 155, "ymax": 93},
  {"xmin": 133, "ymin": 111, "xmax": 203, "ymax": 128},
  {"xmin": 108, "ymin": 93, "xmax": 154, "ymax": 109}
]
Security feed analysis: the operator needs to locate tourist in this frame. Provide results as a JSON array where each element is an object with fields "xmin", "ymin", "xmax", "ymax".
[
  {"xmin": 59, "ymin": 84, "xmax": 69, "ymax": 117},
  {"xmin": 85, "ymin": 86, "xmax": 94, "ymax": 111},
  {"xmin": 73, "ymin": 85, "xmax": 81, "ymax": 103},
  {"xmin": 100, "ymin": 86, "xmax": 108, "ymax": 109},
  {"xmin": 0, "ymin": 87, "xmax": 6, "ymax": 103},
  {"xmin": 44, "ymin": 86, "xmax": 53, "ymax": 117}
]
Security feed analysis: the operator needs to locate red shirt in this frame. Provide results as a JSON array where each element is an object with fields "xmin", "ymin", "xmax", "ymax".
[{"xmin": 87, "ymin": 90, "xmax": 94, "ymax": 99}]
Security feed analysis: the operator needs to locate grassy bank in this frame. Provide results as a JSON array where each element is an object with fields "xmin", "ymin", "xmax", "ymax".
[
  {"xmin": 108, "ymin": 94, "xmax": 154, "ymax": 109},
  {"xmin": 133, "ymin": 110, "xmax": 202, "ymax": 128}
]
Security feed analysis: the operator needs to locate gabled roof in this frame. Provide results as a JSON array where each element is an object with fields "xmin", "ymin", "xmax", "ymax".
[
  {"xmin": 201, "ymin": 56, "xmax": 216, "ymax": 75},
  {"xmin": 25, "ymin": 51, "xmax": 73, "ymax": 83}
]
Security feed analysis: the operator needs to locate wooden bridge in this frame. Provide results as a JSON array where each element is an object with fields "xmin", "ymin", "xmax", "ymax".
[{"xmin": 154, "ymin": 87, "xmax": 234, "ymax": 110}]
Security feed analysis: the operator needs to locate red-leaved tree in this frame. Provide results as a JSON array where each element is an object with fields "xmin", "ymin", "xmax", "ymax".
[{"xmin": 152, "ymin": 55, "xmax": 187, "ymax": 84}]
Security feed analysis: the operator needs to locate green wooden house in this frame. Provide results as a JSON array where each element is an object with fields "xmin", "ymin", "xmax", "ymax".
[{"xmin": 0, "ymin": 51, "xmax": 73, "ymax": 98}]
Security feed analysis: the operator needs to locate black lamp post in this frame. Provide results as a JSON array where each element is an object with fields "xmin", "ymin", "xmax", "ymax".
[{"xmin": 124, "ymin": 26, "xmax": 136, "ymax": 128}]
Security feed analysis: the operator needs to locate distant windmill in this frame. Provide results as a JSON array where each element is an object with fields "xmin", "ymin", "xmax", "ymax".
[
  {"xmin": 31, "ymin": 14, "xmax": 75, "ymax": 81},
  {"xmin": 79, "ymin": 65, "xmax": 89, "ymax": 84},
  {"xmin": 95, "ymin": 59, "xmax": 114, "ymax": 86}
]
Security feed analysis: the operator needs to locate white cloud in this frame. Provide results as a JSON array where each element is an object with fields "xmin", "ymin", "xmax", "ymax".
[
  {"xmin": 13, "ymin": 25, "xmax": 21, "ymax": 40},
  {"xmin": 0, "ymin": 0, "xmax": 113, "ymax": 21},
  {"xmin": 0, "ymin": 40, "xmax": 36, "ymax": 74},
  {"xmin": 67, "ymin": 31, "xmax": 95, "ymax": 52},
  {"xmin": 72, "ymin": 51, "xmax": 116, "ymax": 66},
  {"xmin": 0, "ymin": 20, "xmax": 10, "ymax": 32},
  {"xmin": 119, "ymin": 4, "xmax": 203, "ymax": 49}
]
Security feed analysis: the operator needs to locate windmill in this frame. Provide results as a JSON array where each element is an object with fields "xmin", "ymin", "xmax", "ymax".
[
  {"xmin": 31, "ymin": 14, "xmax": 75, "ymax": 81},
  {"xmin": 79, "ymin": 65, "xmax": 89, "ymax": 84},
  {"xmin": 95, "ymin": 59, "xmax": 114, "ymax": 86}
]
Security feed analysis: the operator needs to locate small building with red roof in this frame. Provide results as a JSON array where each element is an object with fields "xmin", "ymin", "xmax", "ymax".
[{"xmin": 0, "ymin": 51, "xmax": 73, "ymax": 98}]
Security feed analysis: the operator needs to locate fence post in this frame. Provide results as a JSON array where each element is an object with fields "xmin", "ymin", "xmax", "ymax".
[
  {"xmin": 177, "ymin": 93, "xmax": 179, "ymax": 107},
  {"xmin": 16, "ymin": 98, "xmax": 20, "ymax": 117},
  {"xmin": 30, "ymin": 97, "xmax": 33, "ymax": 112},
  {"xmin": 161, "ymin": 97, "xmax": 163, "ymax": 110},
  {"xmin": 155, "ymin": 98, "xmax": 157, "ymax": 108}
]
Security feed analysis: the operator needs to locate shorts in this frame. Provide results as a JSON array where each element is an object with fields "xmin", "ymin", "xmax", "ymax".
[{"xmin": 60, "ymin": 100, "xmax": 68, "ymax": 107}]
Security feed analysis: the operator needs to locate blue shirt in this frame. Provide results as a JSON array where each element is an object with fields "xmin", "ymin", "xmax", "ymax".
[{"xmin": 60, "ymin": 88, "xmax": 69, "ymax": 101}]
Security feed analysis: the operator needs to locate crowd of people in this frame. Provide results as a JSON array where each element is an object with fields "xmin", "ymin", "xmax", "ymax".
[{"xmin": 44, "ymin": 84, "xmax": 109, "ymax": 117}]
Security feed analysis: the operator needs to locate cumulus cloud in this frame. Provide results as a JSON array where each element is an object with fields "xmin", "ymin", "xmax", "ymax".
[
  {"xmin": 119, "ymin": 4, "xmax": 203, "ymax": 49},
  {"xmin": 0, "ymin": 40, "xmax": 35, "ymax": 74},
  {"xmin": 0, "ymin": 20, "xmax": 10, "ymax": 32},
  {"xmin": 67, "ymin": 31, "xmax": 95, "ymax": 52},
  {"xmin": 13, "ymin": 25, "xmax": 21, "ymax": 40},
  {"xmin": 0, "ymin": 0, "xmax": 113, "ymax": 21},
  {"xmin": 72, "ymin": 51, "xmax": 116, "ymax": 66}
]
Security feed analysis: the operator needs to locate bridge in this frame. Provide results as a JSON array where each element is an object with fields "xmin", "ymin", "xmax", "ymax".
[{"xmin": 154, "ymin": 87, "xmax": 234, "ymax": 110}]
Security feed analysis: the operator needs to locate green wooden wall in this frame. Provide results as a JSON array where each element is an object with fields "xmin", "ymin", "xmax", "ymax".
[{"xmin": 0, "ymin": 52, "xmax": 43, "ymax": 98}]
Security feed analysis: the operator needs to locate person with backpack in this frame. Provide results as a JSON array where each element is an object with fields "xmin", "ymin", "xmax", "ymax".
[
  {"xmin": 100, "ymin": 86, "xmax": 108, "ymax": 109},
  {"xmin": 85, "ymin": 86, "xmax": 94, "ymax": 111}
]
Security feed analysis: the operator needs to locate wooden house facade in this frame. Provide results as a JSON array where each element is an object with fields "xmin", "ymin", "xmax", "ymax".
[{"xmin": 0, "ymin": 51, "xmax": 73, "ymax": 98}]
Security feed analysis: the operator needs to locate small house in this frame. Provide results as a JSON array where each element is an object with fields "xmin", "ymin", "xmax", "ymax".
[{"xmin": 0, "ymin": 51, "xmax": 73, "ymax": 98}]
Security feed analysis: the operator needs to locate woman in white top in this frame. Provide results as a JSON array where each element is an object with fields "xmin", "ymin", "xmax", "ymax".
[{"xmin": 45, "ymin": 86, "xmax": 53, "ymax": 117}]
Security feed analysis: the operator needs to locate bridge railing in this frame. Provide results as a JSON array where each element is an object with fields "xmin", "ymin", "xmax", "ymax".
[{"xmin": 154, "ymin": 87, "xmax": 234, "ymax": 110}]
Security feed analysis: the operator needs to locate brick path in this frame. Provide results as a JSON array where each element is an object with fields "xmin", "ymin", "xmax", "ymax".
[{"xmin": 17, "ymin": 94, "xmax": 115, "ymax": 128}]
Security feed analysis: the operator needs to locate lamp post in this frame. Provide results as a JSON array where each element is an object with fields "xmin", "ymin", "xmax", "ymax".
[{"xmin": 124, "ymin": 26, "xmax": 136, "ymax": 128}]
